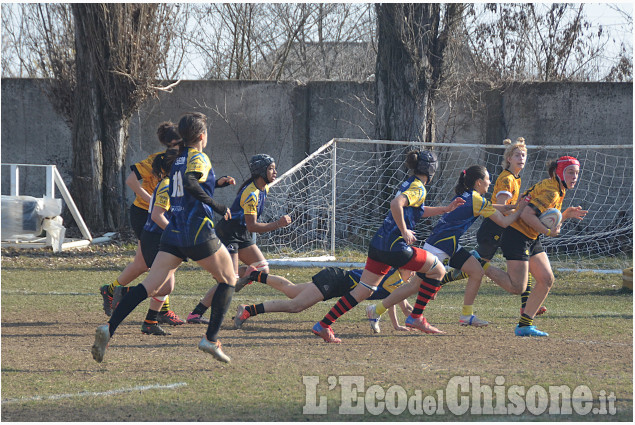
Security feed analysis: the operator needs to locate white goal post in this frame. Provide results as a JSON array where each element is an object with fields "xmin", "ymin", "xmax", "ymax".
[{"xmin": 259, "ymin": 138, "xmax": 633, "ymax": 272}]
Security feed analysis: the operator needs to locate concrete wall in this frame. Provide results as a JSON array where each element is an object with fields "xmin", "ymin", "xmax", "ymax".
[{"xmin": 1, "ymin": 78, "xmax": 632, "ymax": 217}]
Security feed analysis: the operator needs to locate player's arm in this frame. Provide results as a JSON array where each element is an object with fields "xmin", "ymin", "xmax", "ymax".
[
  {"xmin": 215, "ymin": 176, "xmax": 236, "ymax": 188},
  {"xmin": 126, "ymin": 171, "xmax": 151, "ymax": 204},
  {"xmin": 388, "ymin": 301, "xmax": 412, "ymax": 331},
  {"xmin": 245, "ymin": 213, "xmax": 291, "ymax": 233},
  {"xmin": 520, "ymin": 204, "xmax": 556, "ymax": 237},
  {"xmin": 151, "ymin": 205, "xmax": 169, "ymax": 230},
  {"xmin": 422, "ymin": 197, "xmax": 466, "ymax": 217},
  {"xmin": 183, "ymin": 171, "xmax": 231, "ymax": 220},
  {"xmin": 562, "ymin": 206, "xmax": 588, "ymax": 221},
  {"xmin": 390, "ymin": 194, "xmax": 416, "ymax": 245},
  {"xmin": 488, "ymin": 196, "xmax": 530, "ymax": 228},
  {"xmin": 492, "ymin": 191, "xmax": 514, "ymax": 214}
]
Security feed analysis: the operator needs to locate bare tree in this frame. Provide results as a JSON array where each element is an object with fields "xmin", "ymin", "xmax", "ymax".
[
  {"xmin": 185, "ymin": 3, "xmax": 375, "ymax": 82},
  {"xmin": 375, "ymin": 3, "xmax": 464, "ymax": 143},
  {"xmin": 2, "ymin": 4, "xmax": 183, "ymax": 231},
  {"xmin": 463, "ymin": 3, "xmax": 633, "ymax": 82}
]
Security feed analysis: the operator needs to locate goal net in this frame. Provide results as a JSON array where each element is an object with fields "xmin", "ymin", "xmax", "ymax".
[{"xmin": 259, "ymin": 138, "xmax": 633, "ymax": 271}]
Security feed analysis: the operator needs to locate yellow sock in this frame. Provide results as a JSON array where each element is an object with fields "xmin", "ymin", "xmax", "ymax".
[
  {"xmin": 375, "ymin": 303, "xmax": 387, "ymax": 316},
  {"xmin": 462, "ymin": 305, "xmax": 474, "ymax": 316},
  {"xmin": 107, "ymin": 279, "xmax": 121, "ymax": 294},
  {"xmin": 161, "ymin": 295, "xmax": 170, "ymax": 312},
  {"xmin": 481, "ymin": 262, "xmax": 490, "ymax": 272}
]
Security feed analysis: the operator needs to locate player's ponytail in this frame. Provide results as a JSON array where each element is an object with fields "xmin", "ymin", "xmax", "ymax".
[
  {"xmin": 152, "ymin": 148, "xmax": 180, "ymax": 180},
  {"xmin": 156, "ymin": 122, "xmax": 181, "ymax": 147},
  {"xmin": 405, "ymin": 150, "xmax": 419, "ymax": 171},
  {"xmin": 454, "ymin": 165, "xmax": 487, "ymax": 196},
  {"xmin": 547, "ymin": 159, "xmax": 558, "ymax": 179}
]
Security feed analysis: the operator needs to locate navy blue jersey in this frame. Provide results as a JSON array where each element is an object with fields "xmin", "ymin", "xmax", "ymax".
[
  {"xmin": 370, "ymin": 176, "xmax": 427, "ymax": 252},
  {"xmin": 426, "ymin": 190, "xmax": 496, "ymax": 256},
  {"xmin": 162, "ymin": 147, "xmax": 217, "ymax": 247}
]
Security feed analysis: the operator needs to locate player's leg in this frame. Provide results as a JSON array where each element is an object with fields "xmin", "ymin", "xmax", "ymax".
[
  {"xmin": 194, "ymin": 241, "xmax": 235, "ymax": 362},
  {"xmin": 458, "ymin": 251, "xmax": 489, "ymax": 327},
  {"xmin": 101, "ymin": 241, "xmax": 148, "ymax": 316},
  {"xmin": 187, "ymin": 287, "xmax": 215, "ymax": 324},
  {"xmin": 235, "ymin": 283, "xmax": 323, "ymax": 328},
  {"xmin": 517, "ymin": 252, "xmax": 553, "ymax": 336},
  {"xmin": 142, "ymin": 275, "xmax": 177, "ymax": 335},
  {"xmin": 92, "ymin": 251, "xmax": 181, "ymax": 363},
  {"xmin": 234, "ymin": 245, "xmax": 269, "ymax": 292},
  {"xmin": 312, "ymin": 269, "xmax": 377, "ymax": 343},
  {"xmin": 156, "ymin": 294, "xmax": 184, "ymax": 326},
  {"xmin": 404, "ymin": 250, "xmax": 446, "ymax": 334}
]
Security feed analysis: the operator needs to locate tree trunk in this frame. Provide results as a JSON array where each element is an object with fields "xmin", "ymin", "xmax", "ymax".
[
  {"xmin": 71, "ymin": 4, "xmax": 129, "ymax": 231},
  {"xmin": 374, "ymin": 4, "xmax": 462, "ymax": 143},
  {"xmin": 71, "ymin": 5, "xmax": 104, "ymax": 230},
  {"xmin": 375, "ymin": 4, "xmax": 434, "ymax": 142},
  {"xmin": 101, "ymin": 113, "xmax": 129, "ymax": 230}
]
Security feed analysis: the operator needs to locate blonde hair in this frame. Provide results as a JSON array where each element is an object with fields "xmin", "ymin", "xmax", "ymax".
[{"xmin": 501, "ymin": 137, "xmax": 527, "ymax": 170}]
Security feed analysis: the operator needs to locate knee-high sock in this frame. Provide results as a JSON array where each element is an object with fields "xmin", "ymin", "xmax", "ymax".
[
  {"xmin": 319, "ymin": 292, "xmax": 358, "ymax": 327},
  {"xmin": 521, "ymin": 274, "xmax": 534, "ymax": 309},
  {"xmin": 108, "ymin": 284, "xmax": 148, "ymax": 336},
  {"xmin": 205, "ymin": 283, "xmax": 234, "ymax": 342},
  {"xmin": 441, "ymin": 268, "xmax": 468, "ymax": 285},
  {"xmin": 411, "ymin": 276, "xmax": 442, "ymax": 318}
]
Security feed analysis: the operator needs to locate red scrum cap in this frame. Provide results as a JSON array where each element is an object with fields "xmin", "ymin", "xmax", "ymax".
[{"xmin": 556, "ymin": 156, "xmax": 580, "ymax": 182}]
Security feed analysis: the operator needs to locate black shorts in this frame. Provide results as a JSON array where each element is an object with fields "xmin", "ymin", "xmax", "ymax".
[
  {"xmin": 448, "ymin": 247, "xmax": 472, "ymax": 270},
  {"xmin": 311, "ymin": 267, "xmax": 353, "ymax": 301},
  {"xmin": 215, "ymin": 219, "xmax": 255, "ymax": 254},
  {"xmin": 367, "ymin": 245, "xmax": 414, "ymax": 269},
  {"xmin": 140, "ymin": 230, "xmax": 162, "ymax": 268},
  {"xmin": 501, "ymin": 226, "xmax": 544, "ymax": 261},
  {"xmin": 129, "ymin": 204, "xmax": 148, "ymax": 240},
  {"xmin": 476, "ymin": 218, "xmax": 504, "ymax": 260},
  {"xmin": 159, "ymin": 236, "xmax": 223, "ymax": 262}
]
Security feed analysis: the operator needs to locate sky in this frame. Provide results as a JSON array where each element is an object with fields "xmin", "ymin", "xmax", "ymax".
[{"xmin": 1, "ymin": 2, "xmax": 632, "ymax": 80}]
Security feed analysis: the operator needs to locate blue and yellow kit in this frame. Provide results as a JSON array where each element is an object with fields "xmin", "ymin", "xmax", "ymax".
[
  {"xmin": 162, "ymin": 147, "xmax": 217, "ymax": 247},
  {"xmin": 226, "ymin": 181, "xmax": 269, "ymax": 228},
  {"xmin": 143, "ymin": 178, "xmax": 171, "ymax": 235},
  {"xmin": 370, "ymin": 176, "xmax": 427, "ymax": 252},
  {"xmin": 426, "ymin": 190, "xmax": 497, "ymax": 256}
]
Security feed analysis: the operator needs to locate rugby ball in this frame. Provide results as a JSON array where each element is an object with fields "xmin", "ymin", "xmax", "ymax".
[{"xmin": 539, "ymin": 208, "xmax": 562, "ymax": 231}]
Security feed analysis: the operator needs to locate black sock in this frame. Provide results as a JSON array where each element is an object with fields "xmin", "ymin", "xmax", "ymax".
[
  {"xmin": 246, "ymin": 303, "xmax": 266, "ymax": 316},
  {"xmin": 145, "ymin": 309, "xmax": 159, "ymax": 322},
  {"xmin": 192, "ymin": 302, "xmax": 208, "ymax": 316},
  {"xmin": 250, "ymin": 270, "xmax": 268, "ymax": 284},
  {"xmin": 108, "ymin": 285, "xmax": 148, "ymax": 336},
  {"xmin": 205, "ymin": 283, "xmax": 235, "ymax": 342}
]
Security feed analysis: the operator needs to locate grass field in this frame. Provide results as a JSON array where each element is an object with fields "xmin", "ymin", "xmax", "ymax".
[{"xmin": 1, "ymin": 244, "xmax": 632, "ymax": 421}]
